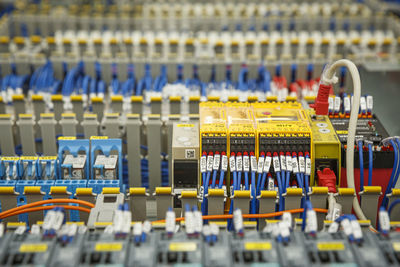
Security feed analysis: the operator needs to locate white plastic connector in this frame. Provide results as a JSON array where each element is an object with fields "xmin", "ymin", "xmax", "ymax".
[
  {"xmin": 133, "ymin": 222, "xmax": 143, "ymax": 237},
  {"xmin": 165, "ymin": 210, "xmax": 176, "ymax": 234},
  {"xmin": 233, "ymin": 209, "xmax": 244, "ymax": 233}
]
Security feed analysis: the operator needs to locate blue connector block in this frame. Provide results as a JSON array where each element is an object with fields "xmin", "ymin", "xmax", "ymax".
[
  {"xmin": 54, "ymin": 179, "xmax": 87, "ymax": 195},
  {"xmin": 15, "ymin": 180, "xmax": 36, "ymax": 195},
  {"xmin": 0, "ymin": 180, "xmax": 17, "ymax": 187},
  {"xmin": 90, "ymin": 138, "xmax": 123, "ymax": 189},
  {"xmin": 35, "ymin": 180, "xmax": 55, "ymax": 197},
  {"xmin": 15, "ymin": 180, "xmax": 38, "ymax": 224},
  {"xmin": 51, "ymin": 180, "xmax": 87, "ymax": 222},
  {"xmin": 87, "ymin": 180, "xmax": 120, "ymax": 194}
]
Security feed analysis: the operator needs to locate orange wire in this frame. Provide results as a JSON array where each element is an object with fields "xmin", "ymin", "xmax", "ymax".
[
  {"xmin": 0, "ymin": 205, "xmax": 91, "ymax": 220},
  {"xmin": 0, "ymin": 199, "xmax": 95, "ymax": 218},
  {"xmin": 151, "ymin": 208, "xmax": 328, "ymax": 224}
]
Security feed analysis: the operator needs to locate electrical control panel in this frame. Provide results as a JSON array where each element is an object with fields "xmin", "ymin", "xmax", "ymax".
[{"xmin": 0, "ymin": 1, "xmax": 399, "ymax": 266}]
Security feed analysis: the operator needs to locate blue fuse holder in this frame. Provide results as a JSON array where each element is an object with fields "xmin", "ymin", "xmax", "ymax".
[
  {"xmin": 1, "ymin": 157, "xmax": 20, "ymax": 180},
  {"xmin": 37, "ymin": 156, "xmax": 59, "ymax": 180},
  {"xmin": 58, "ymin": 138, "xmax": 90, "ymax": 180},
  {"xmin": 18, "ymin": 156, "xmax": 39, "ymax": 180},
  {"xmin": 90, "ymin": 138, "xmax": 123, "ymax": 190},
  {"xmin": 54, "ymin": 179, "xmax": 87, "ymax": 195}
]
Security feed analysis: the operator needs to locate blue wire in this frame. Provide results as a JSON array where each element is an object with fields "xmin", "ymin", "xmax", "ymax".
[
  {"xmin": 286, "ymin": 171, "xmax": 290, "ymax": 189},
  {"xmin": 276, "ymin": 172, "xmax": 284, "ymax": 211},
  {"xmin": 218, "ymin": 170, "xmax": 225, "ymax": 189},
  {"xmin": 358, "ymin": 140, "xmax": 364, "ymax": 192},
  {"xmin": 261, "ymin": 173, "xmax": 267, "ymax": 191},
  {"xmin": 256, "ymin": 173, "xmax": 262, "ymax": 195},
  {"xmin": 211, "ymin": 170, "xmax": 218, "ymax": 189},
  {"xmin": 382, "ymin": 140, "xmax": 399, "ymax": 208},
  {"xmin": 233, "ymin": 171, "xmax": 238, "ymax": 191},
  {"xmin": 388, "ymin": 199, "xmax": 400, "ymax": 218},
  {"xmin": 304, "ymin": 175, "xmax": 310, "ymax": 201},
  {"xmin": 201, "ymin": 172, "xmax": 207, "ymax": 215},
  {"xmin": 281, "ymin": 170, "xmax": 286, "ymax": 192},
  {"xmin": 206, "ymin": 171, "xmax": 211, "ymax": 189},
  {"xmin": 237, "ymin": 171, "xmax": 242, "ymax": 190},
  {"xmin": 204, "ymin": 170, "xmax": 211, "ymax": 216},
  {"xmin": 392, "ymin": 138, "xmax": 400, "ymax": 190},
  {"xmin": 97, "ymin": 80, "xmax": 106, "ymax": 95},
  {"xmin": 368, "ymin": 143, "xmax": 373, "ymax": 186},
  {"xmin": 296, "ymin": 173, "xmax": 303, "ymax": 188},
  {"xmin": 244, "ymin": 171, "xmax": 249, "ymax": 190},
  {"xmin": 250, "ymin": 171, "xmax": 256, "ymax": 217},
  {"xmin": 228, "ymin": 171, "xmax": 237, "ymax": 231}
]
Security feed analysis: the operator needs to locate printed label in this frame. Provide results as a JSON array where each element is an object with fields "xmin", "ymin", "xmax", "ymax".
[
  {"xmin": 264, "ymin": 157, "xmax": 272, "ymax": 173},
  {"xmin": 230, "ymin": 156, "xmax": 236, "ymax": 172},
  {"xmin": 200, "ymin": 156, "xmax": 207, "ymax": 173},
  {"xmin": 243, "ymin": 155, "xmax": 250, "ymax": 172},
  {"xmin": 221, "ymin": 155, "xmax": 228, "ymax": 172},
  {"xmin": 213, "ymin": 154, "xmax": 220, "ymax": 170},
  {"xmin": 257, "ymin": 157, "xmax": 265, "ymax": 174}
]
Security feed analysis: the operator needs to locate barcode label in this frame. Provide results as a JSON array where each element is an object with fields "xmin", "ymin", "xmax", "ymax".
[
  {"xmin": 328, "ymin": 97, "xmax": 334, "ymax": 111},
  {"xmin": 213, "ymin": 154, "xmax": 220, "ymax": 170},
  {"xmin": 221, "ymin": 155, "xmax": 228, "ymax": 172},
  {"xmin": 243, "ymin": 155, "xmax": 250, "ymax": 172},
  {"xmin": 299, "ymin": 156, "xmax": 305, "ymax": 173},
  {"xmin": 207, "ymin": 155, "xmax": 213, "ymax": 172},
  {"xmin": 366, "ymin": 95, "xmax": 373, "ymax": 110},
  {"xmin": 292, "ymin": 157, "xmax": 299, "ymax": 173},
  {"xmin": 286, "ymin": 155, "xmax": 292, "ymax": 172},
  {"xmin": 257, "ymin": 157, "xmax": 265, "ymax": 174},
  {"xmin": 185, "ymin": 149, "xmax": 195, "ymax": 159},
  {"xmin": 200, "ymin": 156, "xmax": 207, "ymax": 173},
  {"xmin": 334, "ymin": 97, "xmax": 341, "ymax": 112},
  {"xmin": 264, "ymin": 156, "xmax": 272, "ymax": 173},
  {"xmin": 273, "ymin": 156, "xmax": 281, "ymax": 172},
  {"xmin": 250, "ymin": 156, "xmax": 257, "ymax": 172},
  {"xmin": 230, "ymin": 156, "xmax": 236, "ymax": 172},
  {"xmin": 344, "ymin": 97, "xmax": 350, "ymax": 113},
  {"xmin": 360, "ymin": 96, "xmax": 366, "ymax": 112},
  {"xmin": 280, "ymin": 155, "xmax": 286, "ymax": 171},
  {"xmin": 305, "ymin": 157, "xmax": 312, "ymax": 175},
  {"xmin": 236, "ymin": 156, "xmax": 243, "ymax": 172}
]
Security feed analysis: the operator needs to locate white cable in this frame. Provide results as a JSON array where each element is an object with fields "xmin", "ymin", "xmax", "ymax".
[{"xmin": 322, "ymin": 59, "xmax": 366, "ymax": 220}]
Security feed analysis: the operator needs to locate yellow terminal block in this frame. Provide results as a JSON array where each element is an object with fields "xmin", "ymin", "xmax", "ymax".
[
  {"xmin": 131, "ymin": 96, "xmax": 143, "ymax": 102},
  {"xmin": 76, "ymin": 188, "xmax": 93, "ymax": 195},
  {"xmin": 155, "ymin": 187, "xmax": 172, "ymax": 195},
  {"xmin": 207, "ymin": 96, "xmax": 220, "ymax": 102},
  {"xmin": 12, "ymin": 94, "xmax": 24, "ymax": 101},
  {"xmin": 102, "ymin": 187, "xmax": 120, "ymax": 194},
  {"xmin": 150, "ymin": 96, "xmax": 162, "ymax": 102},
  {"xmin": 51, "ymin": 95, "xmax": 63, "ymax": 101},
  {"xmin": 129, "ymin": 187, "xmax": 146, "ymax": 195},
  {"xmin": 50, "ymin": 186, "xmax": 68, "ymax": 194},
  {"xmin": 70, "ymin": 95, "xmax": 83, "ymax": 102},
  {"xmin": 180, "ymin": 191, "xmax": 197, "ymax": 198},
  {"xmin": 0, "ymin": 36, "xmax": 9, "ymax": 44},
  {"xmin": 234, "ymin": 190, "xmax": 251, "ymax": 198},
  {"xmin": 111, "ymin": 95, "xmax": 123, "ymax": 102},
  {"xmin": 31, "ymin": 95, "xmax": 43, "ymax": 101},
  {"xmin": 169, "ymin": 96, "xmax": 181, "ymax": 102}
]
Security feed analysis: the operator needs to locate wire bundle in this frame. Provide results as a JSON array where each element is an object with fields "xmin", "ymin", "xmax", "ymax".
[{"xmin": 0, "ymin": 199, "xmax": 94, "ymax": 220}]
